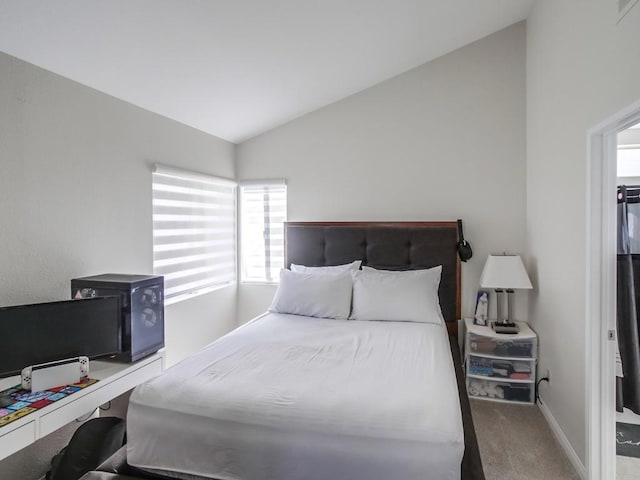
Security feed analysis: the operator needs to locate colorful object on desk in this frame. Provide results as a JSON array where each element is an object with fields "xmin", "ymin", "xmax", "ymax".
[{"xmin": 0, "ymin": 378, "xmax": 98, "ymax": 427}]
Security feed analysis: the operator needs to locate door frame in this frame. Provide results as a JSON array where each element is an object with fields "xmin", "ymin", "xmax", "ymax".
[{"xmin": 587, "ymin": 99, "xmax": 640, "ymax": 480}]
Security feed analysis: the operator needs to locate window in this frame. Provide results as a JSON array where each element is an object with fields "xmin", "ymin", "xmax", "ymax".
[
  {"xmin": 240, "ymin": 180, "xmax": 287, "ymax": 283},
  {"xmin": 152, "ymin": 164, "xmax": 236, "ymax": 304},
  {"xmin": 618, "ymin": 147, "xmax": 640, "ymax": 177}
]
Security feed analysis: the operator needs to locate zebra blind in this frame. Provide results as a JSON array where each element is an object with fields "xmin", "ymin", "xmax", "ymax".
[
  {"xmin": 152, "ymin": 164, "xmax": 236, "ymax": 304},
  {"xmin": 240, "ymin": 180, "xmax": 287, "ymax": 283}
]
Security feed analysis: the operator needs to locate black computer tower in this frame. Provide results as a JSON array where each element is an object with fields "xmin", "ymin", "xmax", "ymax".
[{"xmin": 71, "ymin": 274, "xmax": 164, "ymax": 362}]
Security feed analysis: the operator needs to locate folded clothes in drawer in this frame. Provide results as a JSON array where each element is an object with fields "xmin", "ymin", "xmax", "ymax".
[
  {"xmin": 466, "ymin": 378, "xmax": 534, "ymax": 403},
  {"xmin": 468, "ymin": 357, "xmax": 534, "ymax": 380},
  {"xmin": 494, "ymin": 342, "xmax": 533, "ymax": 357},
  {"xmin": 501, "ymin": 384, "xmax": 533, "ymax": 402},
  {"xmin": 469, "ymin": 340, "xmax": 496, "ymax": 354},
  {"xmin": 467, "ymin": 333, "xmax": 536, "ymax": 358}
]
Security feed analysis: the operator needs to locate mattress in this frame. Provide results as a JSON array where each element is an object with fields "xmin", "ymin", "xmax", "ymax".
[{"xmin": 127, "ymin": 313, "xmax": 464, "ymax": 480}]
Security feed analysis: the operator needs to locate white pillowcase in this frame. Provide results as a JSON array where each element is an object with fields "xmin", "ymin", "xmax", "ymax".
[
  {"xmin": 351, "ymin": 266, "xmax": 444, "ymax": 324},
  {"xmin": 269, "ymin": 269, "xmax": 353, "ymax": 319},
  {"xmin": 290, "ymin": 260, "xmax": 362, "ymax": 274}
]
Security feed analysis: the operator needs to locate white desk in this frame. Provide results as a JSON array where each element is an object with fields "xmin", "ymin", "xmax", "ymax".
[{"xmin": 0, "ymin": 351, "xmax": 164, "ymax": 461}]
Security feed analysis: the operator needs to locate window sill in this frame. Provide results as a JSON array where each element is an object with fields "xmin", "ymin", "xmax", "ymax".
[{"xmin": 164, "ymin": 282, "xmax": 235, "ymax": 306}]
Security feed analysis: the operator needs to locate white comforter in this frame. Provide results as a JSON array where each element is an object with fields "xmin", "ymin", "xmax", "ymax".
[{"xmin": 127, "ymin": 313, "xmax": 464, "ymax": 480}]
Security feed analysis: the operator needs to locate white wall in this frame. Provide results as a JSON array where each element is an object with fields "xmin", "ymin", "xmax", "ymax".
[
  {"xmin": 0, "ymin": 51, "xmax": 237, "ymax": 478},
  {"xmin": 526, "ymin": 0, "xmax": 640, "ymax": 471},
  {"xmin": 236, "ymin": 22, "xmax": 527, "ymax": 324}
]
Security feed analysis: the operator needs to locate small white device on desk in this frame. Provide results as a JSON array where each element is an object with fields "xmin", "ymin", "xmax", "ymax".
[{"xmin": 21, "ymin": 356, "xmax": 89, "ymax": 392}]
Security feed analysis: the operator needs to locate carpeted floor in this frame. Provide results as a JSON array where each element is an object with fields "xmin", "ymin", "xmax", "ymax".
[
  {"xmin": 470, "ymin": 399, "xmax": 580, "ymax": 480},
  {"xmin": 616, "ymin": 408, "xmax": 640, "ymax": 480},
  {"xmin": 618, "ymin": 455, "xmax": 640, "ymax": 480}
]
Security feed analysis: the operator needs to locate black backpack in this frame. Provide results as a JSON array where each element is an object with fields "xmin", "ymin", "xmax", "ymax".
[{"xmin": 46, "ymin": 417, "xmax": 126, "ymax": 480}]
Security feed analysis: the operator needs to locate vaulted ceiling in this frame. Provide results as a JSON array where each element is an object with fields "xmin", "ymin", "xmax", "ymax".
[{"xmin": 0, "ymin": 1, "xmax": 534, "ymax": 143}]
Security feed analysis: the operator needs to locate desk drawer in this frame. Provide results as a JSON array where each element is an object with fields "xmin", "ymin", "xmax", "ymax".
[{"xmin": 0, "ymin": 421, "xmax": 36, "ymax": 460}]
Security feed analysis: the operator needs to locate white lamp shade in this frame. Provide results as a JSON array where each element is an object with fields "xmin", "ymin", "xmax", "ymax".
[{"xmin": 479, "ymin": 254, "xmax": 533, "ymax": 289}]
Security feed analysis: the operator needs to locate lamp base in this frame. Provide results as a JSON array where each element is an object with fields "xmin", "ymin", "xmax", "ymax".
[{"xmin": 491, "ymin": 321, "xmax": 519, "ymax": 334}]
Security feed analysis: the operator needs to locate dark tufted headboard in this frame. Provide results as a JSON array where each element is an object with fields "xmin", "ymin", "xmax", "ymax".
[{"xmin": 284, "ymin": 221, "xmax": 461, "ymax": 337}]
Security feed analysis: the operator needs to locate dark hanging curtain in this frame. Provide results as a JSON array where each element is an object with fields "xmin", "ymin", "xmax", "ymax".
[{"xmin": 617, "ymin": 185, "xmax": 640, "ymax": 414}]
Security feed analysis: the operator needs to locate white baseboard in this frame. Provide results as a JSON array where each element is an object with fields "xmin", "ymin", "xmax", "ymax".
[{"xmin": 538, "ymin": 398, "xmax": 587, "ymax": 479}]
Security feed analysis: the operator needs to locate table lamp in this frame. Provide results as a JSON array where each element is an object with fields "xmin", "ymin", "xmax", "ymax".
[{"xmin": 479, "ymin": 254, "xmax": 532, "ymax": 334}]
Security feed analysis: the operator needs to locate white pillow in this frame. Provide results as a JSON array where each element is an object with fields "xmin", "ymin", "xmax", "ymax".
[
  {"xmin": 269, "ymin": 269, "xmax": 353, "ymax": 319},
  {"xmin": 351, "ymin": 266, "xmax": 444, "ymax": 324},
  {"xmin": 290, "ymin": 260, "xmax": 362, "ymax": 274}
]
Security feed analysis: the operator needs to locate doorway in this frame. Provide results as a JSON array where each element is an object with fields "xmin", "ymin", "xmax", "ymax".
[
  {"xmin": 615, "ymin": 123, "xmax": 640, "ymax": 478},
  {"xmin": 587, "ymin": 100, "xmax": 640, "ymax": 480}
]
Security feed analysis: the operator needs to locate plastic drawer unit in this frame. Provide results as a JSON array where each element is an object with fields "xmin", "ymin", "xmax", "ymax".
[{"xmin": 463, "ymin": 318, "xmax": 537, "ymax": 404}]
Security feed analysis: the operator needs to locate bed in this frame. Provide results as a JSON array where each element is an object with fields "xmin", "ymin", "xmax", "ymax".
[{"xmin": 126, "ymin": 221, "xmax": 484, "ymax": 480}]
